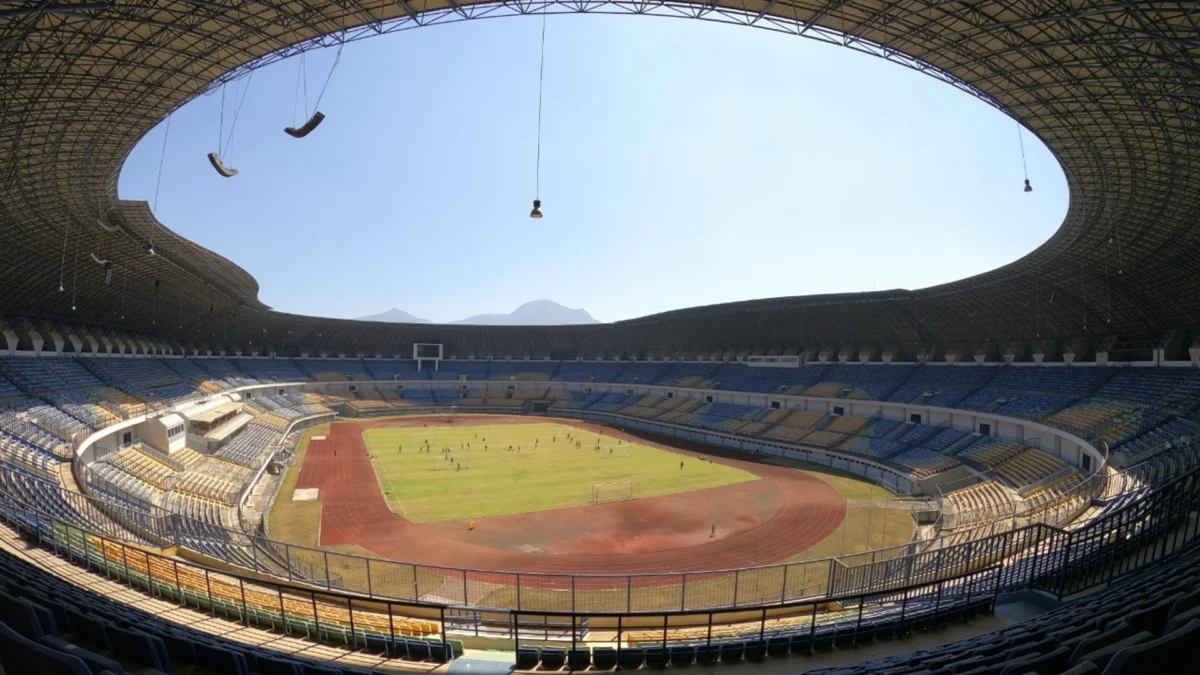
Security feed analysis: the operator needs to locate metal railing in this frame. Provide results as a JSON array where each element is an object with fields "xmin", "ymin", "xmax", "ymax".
[
  {"xmin": 11, "ymin": 423, "xmax": 1187, "ymax": 615},
  {"xmin": 8, "ymin": 411, "xmax": 1196, "ymax": 616},
  {"xmin": 0, "ymin": 500, "xmax": 457, "ymax": 662},
  {"xmin": 507, "ymin": 566, "xmax": 1004, "ymax": 653},
  {"xmin": 1, "ymin": 462, "xmax": 1198, "ymax": 661},
  {"xmin": 28, "ymin": 443, "xmax": 1183, "ymax": 615}
]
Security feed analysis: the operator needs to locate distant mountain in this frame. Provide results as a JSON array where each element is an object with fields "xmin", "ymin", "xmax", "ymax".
[
  {"xmin": 355, "ymin": 308, "xmax": 429, "ymax": 323},
  {"xmin": 357, "ymin": 300, "xmax": 599, "ymax": 325},
  {"xmin": 454, "ymin": 300, "xmax": 600, "ymax": 326}
]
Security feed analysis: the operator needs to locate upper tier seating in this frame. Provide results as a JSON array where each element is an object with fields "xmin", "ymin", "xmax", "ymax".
[
  {"xmin": 887, "ymin": 365, "xmax": 998, "ymax": 406},
  {"xmin": 553, "ymin": 362, "xmax": 629, "ymax": 383},
  {"xmin": 296, "ymin": 359, "xmax": 372, "ymax": 381},
  {"xmin": 228, "ymin": 359, "xmax": 307, "ymax": 382},
  {"xmin": 362, "ymin": 359, "xmax": 426, "ymax": 380},
  {"xmin": 654, "ymin": 363, "xmax": 721, "ymax": 388},
  {"xmin": 804, "ymin": 364, "xmax": 917, "ymax": 400},
  {"xmin": 488, "ymin": 361, "xmax": 559, "ymax": 381},
  {"xmin": 191, "ymin": 359, "xmax": 258, "ymax": 387},
  {"xmin": 0, "ymin": 357, "xmax": 103, "ymax": 393}
]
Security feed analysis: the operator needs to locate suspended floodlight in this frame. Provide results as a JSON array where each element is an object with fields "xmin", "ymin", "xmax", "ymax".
[
  {"xmin": 90, "ymin": 253, "xmax": 112, "ymax": 284},
  {"xmin": 58, "ymin": 282, "xmax": 64, "ymax": 292},
  {"xmin": 1023, "ymin": 179, "xmax": 1033, "ymax": 193},
  {"xmin": 284, "ymin": 112, "xmax": 325, "ymax": 138},
  {"xmin": 147, "ymin": 243, "xmax": 156, "ymax": 256},
  {"xmin": 528, "ymin": 9, "xmax": 549, "ymax": 220},
  {"xmin": 285, "ymin": 40, "xmax": 342, "ymax": 139},
  {"xmin": 207, "ymin": 152, "xmax": 238, "ymax": 178}
]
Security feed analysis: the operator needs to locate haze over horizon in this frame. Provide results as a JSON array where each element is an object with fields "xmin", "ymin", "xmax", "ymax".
[
  {"xmin": 118, "ymin": 15, "xmax": 1067, "ymax": 325},
  {"xmin": 357, "ymin": 299, "xmax": 599, "ymax": 325}
]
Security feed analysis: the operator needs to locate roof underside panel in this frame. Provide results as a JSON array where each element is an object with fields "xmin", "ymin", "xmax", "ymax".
[{"xmin": 0, "ymin": 0, "xmax": 1198, "ymax": 355}]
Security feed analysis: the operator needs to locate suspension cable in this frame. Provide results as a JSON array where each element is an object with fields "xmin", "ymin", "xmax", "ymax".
[
  {"xmin": 58, "ymin": 204, "xmax": 71, "ymax": 290},
  {"xmin": 314, "ymin": 41, "xmax": 344, "ymax": 112},
  {"xmin": 152, "ymin": 114, "xmax": 171, "ymax": 213},
  {"xmin": 1017, "ymin": 122, "xmax": 1029, "ymax": 181},
  {"xmin": 218, "ymin": 82, "xmax": 226, "ymax": 151},
  {"xmin": 534, "ymin": 7, "xmax": 548, "ymax": 200},
  {"xmin": 222, "ymin": 70, "xmax": 255, "ymax": 160}
]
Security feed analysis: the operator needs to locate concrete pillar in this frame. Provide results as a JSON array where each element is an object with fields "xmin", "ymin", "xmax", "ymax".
[{"xmin": 28, "ymin": 329, "xmax": 44, "ymax": 355}]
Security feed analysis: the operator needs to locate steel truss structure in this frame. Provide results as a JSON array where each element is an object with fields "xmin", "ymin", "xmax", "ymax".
[{"xmin": 1, "ymin": 1, "xmax": 1198, "ymax": 360}]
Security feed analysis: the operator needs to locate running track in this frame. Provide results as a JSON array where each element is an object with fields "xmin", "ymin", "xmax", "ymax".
[{"xmin": 294, "ymin": 416, "xmax": 846, "ymax": 575}]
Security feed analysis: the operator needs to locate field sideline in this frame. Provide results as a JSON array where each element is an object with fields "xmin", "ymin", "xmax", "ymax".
[{"xmin": 363, "ymin": 421, "xmax": 758, "ymax": 522}]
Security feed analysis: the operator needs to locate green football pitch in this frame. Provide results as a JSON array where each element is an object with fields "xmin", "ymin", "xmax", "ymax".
[{"xmin": 362, "ymin": 421, "xmax": 759, "ymax": 523}]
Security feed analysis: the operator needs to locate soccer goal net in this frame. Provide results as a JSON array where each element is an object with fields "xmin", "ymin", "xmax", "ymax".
[{"xmin": 591, "ymin": 480, "xmax": 636, "ymax": 505}]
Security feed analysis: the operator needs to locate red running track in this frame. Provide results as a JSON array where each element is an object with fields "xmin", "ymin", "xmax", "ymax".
[{"xmin": 294, "ymin": 416, "xmax": 846, "ymax": 575}]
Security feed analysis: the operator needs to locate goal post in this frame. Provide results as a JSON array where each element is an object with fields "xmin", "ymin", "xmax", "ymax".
[{"xmin": 591, "ymin": 480, "xmax": 636, "ymax": 505}]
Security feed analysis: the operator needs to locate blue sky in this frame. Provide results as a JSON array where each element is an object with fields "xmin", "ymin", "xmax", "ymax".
[{"xmin": 118, "ymin": 15, "xmax": 1067, "ymax": 324}]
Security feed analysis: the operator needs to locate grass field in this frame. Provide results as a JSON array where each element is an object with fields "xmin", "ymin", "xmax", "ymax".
[
  {"xmin": 363, "ymin": 422, "xmax": 758, "ymax": 522},
  {"xmin": 268, "ymin": 422, "xmax": 327, "ymax": 547},
  {"xmin": 265, "ymin": 420, "xmax": 919, "ymax": 608}
]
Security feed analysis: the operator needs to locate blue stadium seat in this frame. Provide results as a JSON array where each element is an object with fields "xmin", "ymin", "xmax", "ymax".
[
  {"xmin": 105, "ymin": 625, "xmax": 171, "ymax": 673},
  {"xmin": 567, "ymin": 647, "xmax": 590, "ymax": 670},
  {"xmin": 39, "ymin": 635, "xmax": 129, "ymax": 675},
  {"xmin": 514, "ymin": 647, "xmax": 539, "ymax": 670},
  {"xmin": 0, "ymin": 621, "xmax": 91, "ymax": 675},
  {"xmin": 194, "ymin": 642, "xmax": 250, "ymax": 675},
  {"xmin": 643, "ymin": 646, "xmax": 668, "ymax": 668},
  {"xmin": 667, "ymin": 645, "xmax": 694, "ymax": 666},
  {"xmin": 1102, "ymin": 620, "xmax": 1200, "ymax": 674},
  {"xmin": 591, "ymin": 646, "xmax": 616, "ymax": 670},
  {"xmin": 616, "ymin": 647, "xmax": 644, "ymax": 669},
  {"xmin": 258, "ymin": 655, "xmax": 303, "ymax": 675},
  {"xmin": 1068, "ymin": 631, "xmax": 1153, "ymax": 671},
  {"xmin": 539, "ymin": 647, "xmax": 566, "ymax": 669}
]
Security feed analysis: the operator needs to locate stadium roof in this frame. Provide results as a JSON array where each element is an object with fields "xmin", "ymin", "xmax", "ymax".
[{"xmin": 1, "ymin": 0, "xmax": 1198, "ymax": 359}]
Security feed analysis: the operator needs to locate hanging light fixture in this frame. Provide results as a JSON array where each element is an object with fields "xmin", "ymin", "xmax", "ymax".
[
  {"xmin": 1023, "ymin": 179, "xmax": 1033, "ymax": 193},
  {"xmin": 529, "ymin": 7, "xmax": 548, "ymax": 218},
  {"xmin": 147, "ymin": 244, "xmax": 156, "ymax": 256}
]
